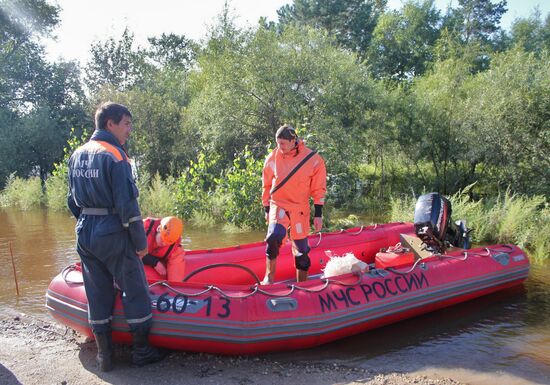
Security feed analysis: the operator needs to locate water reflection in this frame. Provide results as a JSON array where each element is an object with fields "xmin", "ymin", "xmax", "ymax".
[{"xmin": 267, "ymin": 266, "xmax": 550, "ymax": 384}]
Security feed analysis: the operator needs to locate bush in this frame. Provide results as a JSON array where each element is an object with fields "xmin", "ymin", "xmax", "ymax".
[
  {"xmin": 174, "ymin": 151, "xmax": 223, "ymax": 223},
  {"xmin": 138, "ymin": 171, "xmax": 178, "ymax": 217},
  {"xmin": 217, "ymin": 147, "xmax": 264, "ymax": 230},
  {"xmin": 0, "ymin": 174, "xmax": 44, "ymax": 210},
  {"xmin": 45, "ymin": 128, "xmax": 88, "ymax": 211}
]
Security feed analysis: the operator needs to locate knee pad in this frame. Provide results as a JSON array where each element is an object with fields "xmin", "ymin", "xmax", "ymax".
[
  {"xmin": 293, "ymin": 238, "xmax": 310, "ymax": 255},
  {"xmin": 293, "ymin": 238, "xmax": 311, "ymax": 271},
  {"xmin": 265, "ymin": 223, "xmax": 286, "ymax": 260},
  {"xmin": 295, "ymin": 253, "xmax": 311, "ymax": 271}
]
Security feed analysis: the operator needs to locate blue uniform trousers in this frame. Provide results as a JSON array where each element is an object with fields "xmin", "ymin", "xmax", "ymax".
[{"xmin": 76, "ymin": 215, "xmax": 152, "ymax": 334}]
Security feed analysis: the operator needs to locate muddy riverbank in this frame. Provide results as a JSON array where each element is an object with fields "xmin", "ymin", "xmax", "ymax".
[{"xmin": 0, "ymin": 309, "xmax": 462, "ymax": 385}]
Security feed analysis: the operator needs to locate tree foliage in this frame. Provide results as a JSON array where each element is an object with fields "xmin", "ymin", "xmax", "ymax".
[
  {"xmin": 2, "ymin": 0, "xmax": 550, "ymax": 236},
  {"xmin": 367, "ymin": 0, "xmax": 441, "ymax": 80},
  {"xmin": 0, "ymin": 0, "xmax": 87, "ymax": 188},
  {"xmin": 84, "ymin": 28, "xmax": 150, "ymax": 94},
  {"xmin": 277, "ymin": 0, "xmax": 386, "ymax": 59}
]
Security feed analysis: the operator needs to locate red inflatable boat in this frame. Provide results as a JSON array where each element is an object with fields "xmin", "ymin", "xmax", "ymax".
[{"xmin": 46, "ymin": 222, "xmax": 530, "ymax": 355}]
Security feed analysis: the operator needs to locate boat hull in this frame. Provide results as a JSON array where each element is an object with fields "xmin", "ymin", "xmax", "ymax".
[{"xmin": 46, "ymin": 223, "xmax": 530, "ymax": 355}]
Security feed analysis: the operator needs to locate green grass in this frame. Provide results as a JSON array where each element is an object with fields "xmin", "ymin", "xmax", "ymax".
[
  {"xmin": 0, "ymin": 174, "xmax": 44, "ymax": 210},
  {"xmin": 45, "ymin": 172, "xmax": 68, "ymax": 211},
  {"xmin": 138, "ymin": 172, "xmax": 178, "ymax": 217},
  {"xmin": 388, "ymin": 186, "xmax": 550, "ymax": 262}
]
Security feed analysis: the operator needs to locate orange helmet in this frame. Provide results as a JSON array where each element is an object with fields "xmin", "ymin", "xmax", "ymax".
[{"xmin": 159, "ymin": 216, "xmax": 184, "ymax": 244}]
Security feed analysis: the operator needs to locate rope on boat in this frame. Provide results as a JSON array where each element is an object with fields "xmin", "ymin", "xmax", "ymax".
[
  {"xmin": 150, "ymin": 282, "xmax": 214, "ymax": 297},
  {"xmin": 181, "ymin": 263, "xmax": 261, "ymax": 284},
  {"xmin": 61, "ymin": 243, "xmax": 518, "ymax": 300},
  {"xmin": 461, "ymin": 244, "xmax": 514, "ymax": 258},
  {"xmin": 383, "ymin": 244, "xmax": 518, "ymax": 275},
  {"xmin": 311, "ymin": 232, "xmax": 323, "ymax": 248},
  {"xmin": 338, "ymin": 226, "xmax": 365, "ymax": 235},
  {"xmin": 386, "ymin": 258, "xmax": 427, "ymax": 275},
  {"xmin": 310, "ymin": 224, "xmax": 378, "ymax": 248},
  {"xmin": 287, "ymin": 272, "xmax": 363, "ymax": 293},
  {"xmin": 153, "ymin": 272, "xmax": 363, "ymax": 299},
  {"xmin": 61, "ymin": 263, "xmax": 83, "ymax": 284}
]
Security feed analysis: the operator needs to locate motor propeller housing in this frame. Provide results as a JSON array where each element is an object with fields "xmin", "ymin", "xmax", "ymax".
[{"xmin": 413, "ymin": 192, "xmax": 470, "ymax": 253}]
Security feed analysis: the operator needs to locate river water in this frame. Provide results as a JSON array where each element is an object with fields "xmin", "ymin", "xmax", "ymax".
[{"xmin": 1, "ymin": 208, "xmax": 549, "ymax": 385}]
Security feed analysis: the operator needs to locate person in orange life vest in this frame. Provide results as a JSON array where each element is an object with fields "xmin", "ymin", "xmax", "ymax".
[
  {"xmin": 142, "ymin": 216, "xmax": 185, "ymax": 282},
  {"xmin": 261, "ymin": 124, "xmax": 327, "ymax": 284}
]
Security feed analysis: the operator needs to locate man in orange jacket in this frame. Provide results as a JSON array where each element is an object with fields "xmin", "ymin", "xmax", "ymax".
[
  {"xmin": 261, "ymin": 124, "xmax": 327, "ymax": 284},
  {"xmin": 142, "ymin": 216, "xmax": 185, "ymax": 282}
]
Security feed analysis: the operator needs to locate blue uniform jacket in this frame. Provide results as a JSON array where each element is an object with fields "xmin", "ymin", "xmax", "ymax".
[{"xmin": 67, "ymin": 129, "xmax": 147, "ymax": 252}]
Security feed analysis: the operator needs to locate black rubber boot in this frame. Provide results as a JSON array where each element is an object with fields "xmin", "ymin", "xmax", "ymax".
[
  {"xmin": 93, "ymin": 332, "xmax": 114, "ymax": 372},
  {"xmin": 131, "ymin": 330, "xmax": 165, "ymax": 367}
]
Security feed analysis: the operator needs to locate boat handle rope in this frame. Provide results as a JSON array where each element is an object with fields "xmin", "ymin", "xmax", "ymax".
[
  {"xmin": 61, "ymin": 263, "xmax": 83, "ymax": 284},
  {"xmin": 181, "ymin": 263, "xmax": 261, "ymax": 284},
  {"xmin": 150, "ymin": 272, "xmax": 363, "ymax": 299},
  {"xmin": 149, "ymin": 281, "xmax": 217, "ymax": 297},
  {"xmin": 386, "ymin": 258, "xmax": 427, "ymax": 275},
  {"xmin": 311, "ymin": 223, "xmax": 380, "ymax": 248},
  {"xmin": 65, "ymin": 244, "xmax": 519, "ymax": 300},
  {"xmin": 386, "ymin": 244, "xmax": 516, "ymax": 275},
  {"xmin": 286, "ymin": 272, "xmax": 364, "ymax": 293},
  {"xmin": 461, "ymin": 244, "xmax": 514, "ymax": 258},
  {"xmin": 337, "ymin": 226, "xmax": 365, "ymax": 235}
]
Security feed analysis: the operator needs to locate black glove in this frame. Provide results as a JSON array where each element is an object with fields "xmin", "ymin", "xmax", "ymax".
[
  {"xmin": 314, "ymin": 204, "xmax": 323, "ymax": 218},
  {"xmin": 142, "ymin": 253, "xmax": 161, "ymax": 267}
]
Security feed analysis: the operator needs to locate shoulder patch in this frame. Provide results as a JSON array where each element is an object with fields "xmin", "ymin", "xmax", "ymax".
[{"xmin": 81, "ymin": 141, "xmax": 127, "ymax": 162}]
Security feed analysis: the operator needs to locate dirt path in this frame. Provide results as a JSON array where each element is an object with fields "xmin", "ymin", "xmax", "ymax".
[{"xmin": 0, "ymin": 310, "xmax": 463, "ymax": 385}]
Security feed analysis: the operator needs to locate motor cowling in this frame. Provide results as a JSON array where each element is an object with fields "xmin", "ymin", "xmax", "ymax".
[{"xmin": 413, "ymin": 192, "xmax": 470, "ymax": 253}]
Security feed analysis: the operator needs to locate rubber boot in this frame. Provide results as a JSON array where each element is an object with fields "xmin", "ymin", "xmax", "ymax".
[
  {"xmin": 93, "ymin": 332, "xmax": 114, "ymax": 372},
  {"xmin": 131, "ymin": 330, "xmax": 166, "ymax": 367},
  {"xmin": 261, "ymin": 258, "xmax": 277, "ymax": 285},
  {"xmin": 296, "ymin": 269, "xmax": 308, "ymax": 282}
]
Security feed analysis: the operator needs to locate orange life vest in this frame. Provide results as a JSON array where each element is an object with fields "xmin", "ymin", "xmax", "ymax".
[{"xmin": 144, "ymin": 217, "xmax": 178, "ymax": 259}]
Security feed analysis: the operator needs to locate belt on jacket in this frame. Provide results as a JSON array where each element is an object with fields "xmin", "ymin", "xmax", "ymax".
[{"xmin": 81, "ymin": 207, "xmax": 117, "ymax": 215}]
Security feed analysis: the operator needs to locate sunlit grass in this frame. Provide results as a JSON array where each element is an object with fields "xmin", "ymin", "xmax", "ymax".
[
  {"xmin": 388, "ymin": 186, "xmax": 550, "ymax": 262},
  {"xmin": 45, "ymin": 172, "xmax": 68, "ymax": 211},
  {"xmin": 138, "ymin": 172, "xmax": 178, "ymax": 217},
  {"xmin": 0, "ymin": 174, "xmax": 44, "ymax": 210}
]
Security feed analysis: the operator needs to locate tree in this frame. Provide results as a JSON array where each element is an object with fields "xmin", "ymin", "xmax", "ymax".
[
  {"xmin": 509, "ymin": 8, "xmax": 550, "ymax": 54},
  {"xmin": 445, "ymin": 0, "xmax": 507, "ymax": 45},
  {"xmin": 367, "ymin": 0, "xmax": 441, "ymax": 80},
  {"xmin": 185, "ymin": 21, "xmax": 384, "ymax": 200},
  {"xmin": 277, "ymin": 0, "xmax": 387, "ymax": 60},
  {"xmin": 0, "ymin": 0, "xmax": 59, "ymax": 108},
  {"xmin": 146, "ymin": 33, "xmax": 198, "ymax": 70},
  {"xmin": 85, "ymin": 28, "xmax": 150, "ymax": 94},
  {"xmin": 394, "ymin": 58, "xmax": 475, "ymax": 194},
  {"xmin": 460, "ymin": 49, "xmax": 550, "ymax": 195},
  {"xmin": 0, "ymin": 0, "xmax": 88, "ymax": 188}
]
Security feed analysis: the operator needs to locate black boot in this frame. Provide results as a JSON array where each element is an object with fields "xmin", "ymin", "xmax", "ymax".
[
  {"xmin": 93, "ymin": 331, "xmax": 114, "ymax": 372},
  {"xmin": 131, "ymin": 330, "xmax": 165, "ymax": 367}
]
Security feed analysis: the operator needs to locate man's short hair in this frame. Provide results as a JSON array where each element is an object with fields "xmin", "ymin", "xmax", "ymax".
[
  {"xmin": 95, "ymin": 102, "xmax": 132, "ymax": 130},
  {"xmin": 275, "ymin": 124, "xmax": 297, "ymax": 140}
]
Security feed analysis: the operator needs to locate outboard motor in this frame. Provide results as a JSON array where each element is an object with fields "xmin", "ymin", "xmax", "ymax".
[{"xmin": 413, "ymin": 192, "xmax": 471, "ymax": 253}]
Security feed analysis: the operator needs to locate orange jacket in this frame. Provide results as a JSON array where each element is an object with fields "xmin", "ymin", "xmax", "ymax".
[
  {"xmin": 142, "ymin": 217, "xmax": 185, "ymax": 281},
  {"xmin": 262, "ymin": 140, "xmax": 326, "ymax": 211}
]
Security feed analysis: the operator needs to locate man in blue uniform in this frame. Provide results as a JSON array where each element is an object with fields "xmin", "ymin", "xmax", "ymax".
[{"xmin": 68, "ymin": 102, "xmax": 164, "ymax": 371}]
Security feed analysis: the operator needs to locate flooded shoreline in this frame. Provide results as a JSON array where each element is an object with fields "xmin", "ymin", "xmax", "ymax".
[{"xmin": 1, "ymin": 208, "xmax": 549, "ymax": 385}]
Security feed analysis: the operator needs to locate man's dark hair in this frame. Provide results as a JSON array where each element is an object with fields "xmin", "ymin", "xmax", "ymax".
[
  {"xmin": 95, "ymin": 102, "xmax": 132, "ymax": 130},
  {"xmin": 275, "ymin": 124, "xmax": 297, "ymax": 140}
]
